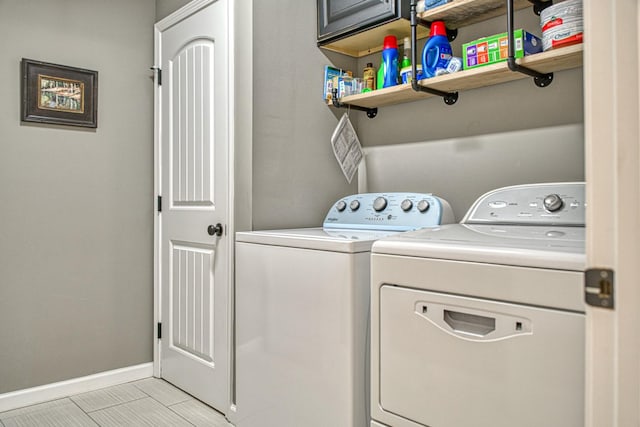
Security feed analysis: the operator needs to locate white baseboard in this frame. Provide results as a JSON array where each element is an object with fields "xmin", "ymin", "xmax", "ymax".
[{"xmin": 0, "ymin": 363, "xmax": 153, "ymax": 413}]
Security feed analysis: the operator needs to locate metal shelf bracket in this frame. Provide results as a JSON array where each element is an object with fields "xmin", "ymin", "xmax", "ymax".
[
  {"xmin": 507, "ymin": 0, "xmax": 553, "ymax": 87},
  {"xmin": 528, "ymin": 0, "xmax": 554, "ymax": 16},
  {"xmin": 331, "ymin": 89, "xmax": 378, "ymax": 118},
  {"xmin": 409, "ymin": 0, "xmax": 459, "ymax": 105}
]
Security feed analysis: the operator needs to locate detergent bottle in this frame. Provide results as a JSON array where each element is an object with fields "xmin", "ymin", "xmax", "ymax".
[
  {"xmin": 421, "ymin": 20, "xmax": 452, "ymax": 78},
  {"xmin": 377, "ymin": 35, "xmax": 399, "ymax": 89}
]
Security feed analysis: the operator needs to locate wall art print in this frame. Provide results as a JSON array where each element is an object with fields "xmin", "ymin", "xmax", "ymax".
[{"xmin": 21, "ymin": 58, "xmax": 98, "ymax": 128}]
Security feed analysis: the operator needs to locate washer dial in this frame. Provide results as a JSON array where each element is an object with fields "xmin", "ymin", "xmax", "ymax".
[
  {"xmin": 400, "ymin": 199, "xmax": 413, "ymax": 212},
  {"xmin": 336, "ymin": 201, "xmax": 347, "ymax": 212},
  {"xmin": 373, "ymin": 196, "xmax": 388, "ymax": 212},
  {"xmin": 349, "ymin": 200, "xmax": 360, "ymax": 211},
  {"xmin": 543, "ymin": 194, "xmax": 564, "ymax": 212},
  {"xmin": 417, "ymin": 199, "xmax": 430, "ymax": 213}
]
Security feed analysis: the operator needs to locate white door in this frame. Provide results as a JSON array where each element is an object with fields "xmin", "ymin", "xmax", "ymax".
[
  {"xmin": 155, "ymin": 0, "xmax": 229, "ymax": 412},
  {"xmin": 584, "ymin": 0, "xmax": 640, "ymax": 426}
]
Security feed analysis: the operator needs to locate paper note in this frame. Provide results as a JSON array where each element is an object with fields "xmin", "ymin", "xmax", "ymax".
[{"xmin": 331, "ymin": 113, "xmax": 363, "ymax": 183}]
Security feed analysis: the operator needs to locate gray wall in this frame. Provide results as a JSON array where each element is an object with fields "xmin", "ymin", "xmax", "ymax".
[
  {"xmin": 252, "ymin": 0, "xmax": 358, "ymax": 230},
  {"xmin": 156, "ymin": 0, "xmax": 191, "ymax": 21},
  {"xmin": 233, "ymin": 1, "xmax": 255, "ymax": 234},
  {"xmin": 252, "ymin": 7, "xmax": 583, "ymax": 229},
  {"xmin": 363, "ymin": 124, "xmax": 584, "ymax": 221},
  {"xmin": 0, "ymin": 0, "xmax": 156, "ymax": 393}
]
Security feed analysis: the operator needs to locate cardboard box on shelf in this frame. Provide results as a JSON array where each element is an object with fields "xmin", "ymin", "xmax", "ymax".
[
  {"xmin": 462, "ymin": 29, "xmax": 542, "ymax": 70},
  {"xmin": 324, "ymin": 66, "xmax": 355, "ymax": 101}
]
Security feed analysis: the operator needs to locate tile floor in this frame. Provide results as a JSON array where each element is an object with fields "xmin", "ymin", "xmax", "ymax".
[{"xmin": 0, "ymin": 378, "xmax": 234, "ymax": 427}]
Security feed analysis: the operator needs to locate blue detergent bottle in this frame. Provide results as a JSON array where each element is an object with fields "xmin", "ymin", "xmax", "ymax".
[
  {"xmin": 422, "ymin": 20, "xmax": 452, "ymax": 78},
  {"xmin": 377, "ymin": 35, "xmax": 399, "ymax": 89}
]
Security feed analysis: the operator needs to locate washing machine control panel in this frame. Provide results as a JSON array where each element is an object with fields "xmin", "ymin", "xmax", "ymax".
[
  {"xmin": 323, "ymin": 193, "xmax": 454, "ymax": 231},
  {"xmin": 463, "ymin": 182, "xmax": 585, "ymax": 226}
]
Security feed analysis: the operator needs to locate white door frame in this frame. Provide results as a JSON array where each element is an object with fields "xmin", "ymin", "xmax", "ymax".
[
  {"xmin": 584, "ymin": 0, "xmax": 640, "ymax": 425},
  {"xmin": 152, "ymin": 0, "xmax": 237, "ymax": 408}
]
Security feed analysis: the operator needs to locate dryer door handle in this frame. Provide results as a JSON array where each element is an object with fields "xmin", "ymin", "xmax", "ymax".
[
  {"xmin": 416, "ymin": 302, "xmax": 532, "ymax": 342},
  {"xmin": 443, "ymin": 309, "xmax": 495, "ymax": 336}
]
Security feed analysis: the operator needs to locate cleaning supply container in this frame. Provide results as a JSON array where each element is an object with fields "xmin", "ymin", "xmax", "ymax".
[
  {"xmin": 540, "ymin": 0, "xmax": 583, "ymax": 51},
  {"xmin": 363, "ymin": 62, "xmax": 376, "ymax": 92},
  {"xmin": 422, "ymin": 20, "xmax": 452, "ymax": 78},
  {"xmin": 378, "ymin": 35, "xmax": 399, "ymax": 88},
  {"xmin": 400, "ymin": 36, "xmax": 413, "ymax": 83}
]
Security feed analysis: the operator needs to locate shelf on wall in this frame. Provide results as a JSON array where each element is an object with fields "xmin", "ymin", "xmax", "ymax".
[
  {"xmin": 330, "ymin": 43, "xmax": 583, "ymax": 110},
  {"xmin": 419, "ymin": 0, "xmax": 533, "ymax": 29}
]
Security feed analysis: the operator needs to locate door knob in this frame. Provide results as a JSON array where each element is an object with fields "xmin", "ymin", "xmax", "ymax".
[{"xmin": 208, "ymin": 223, "xmax": 223, "ymax": 237}]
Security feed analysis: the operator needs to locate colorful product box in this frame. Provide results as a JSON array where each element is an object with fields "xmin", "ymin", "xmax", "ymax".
[
  {"xmin": 423, "ymin": 0, "xmax": 450, "ymax": 10},
  {"xmin": 323, "ymin": 66, "xmax": 353, "ymax": 101},
  {"xmin": 462, "ymin": 29, "xmax": 542, "ymax": 70},
  {"xmin": 323, "ymin": 66, "xmax": 342, "ymax": 101}
]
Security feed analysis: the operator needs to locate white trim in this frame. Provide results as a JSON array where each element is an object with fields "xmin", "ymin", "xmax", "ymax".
[
  {"xmin": 584, "ymin": 0, "xmax": 640, "ymax": 425},
  {"xmin": 227, "ymin": 0, "xmax": 237, "ymax": 413},
  {"xmin": 0, "ymin": 363, "xmax": 153, "ymax": 413},
  {"xmin": 155, "ymin": 0, "xmax": 216, "ymax": 31},
  {"xmin": 153, "ymin": 22, "xmax": 162, "ymax": 380},
  {"xmin": 226, "ymin": 0, "xmax": 253, "ymax": 418}
]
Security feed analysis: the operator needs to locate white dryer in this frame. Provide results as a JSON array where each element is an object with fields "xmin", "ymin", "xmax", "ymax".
[
  {"xmin": 234, "ymin": 193, "xmax": 454, "ymax": 427},
  {"xmin": 370, "ymin": 182, "xmax": 586, "ymax": 427}
]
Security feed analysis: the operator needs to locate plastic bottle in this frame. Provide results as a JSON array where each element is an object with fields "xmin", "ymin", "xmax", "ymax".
[
  {"xmin": 400, "ymin": 36, "xmax": 412, "ymax": 84},
  {"xmin": 376, "ymin": 65, "xmax": 385, "ymax": 89},
  {"xmin": 401, "ymin": 37, "xmax": 412, "ymax": 69},
  {"xmin": 377, "ymin": 35, "xmax": 399, "ymax": 89},
  {"xmin": 363, "ymin": 63, "xmax": 376, "ymax": 92},
  {"xmin": 421, "ymin": 21, "xmax": 452, "ymax": 78}
]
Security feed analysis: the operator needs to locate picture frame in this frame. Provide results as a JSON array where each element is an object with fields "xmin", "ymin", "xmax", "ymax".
[{"xmin": 21, "ymin": 58, "xmax": 98, "ymax": 128}]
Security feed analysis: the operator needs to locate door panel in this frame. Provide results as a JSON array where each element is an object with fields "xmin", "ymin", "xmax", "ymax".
[
  {"xmin": 170, "ymin": 242, "xmax": 214, "ymax": 363},
  {"xmin": 156, "ymin": 0, "xmax": 229, "ymax": 413},
  {"xmin": 171, "ymin": 41, "xmax": 214, "ymax": 208}
]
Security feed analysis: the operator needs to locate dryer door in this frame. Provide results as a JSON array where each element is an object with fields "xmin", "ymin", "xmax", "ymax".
[{"xmin": 378, "ymin": 285, "xmax": 585, "ymax": 427}]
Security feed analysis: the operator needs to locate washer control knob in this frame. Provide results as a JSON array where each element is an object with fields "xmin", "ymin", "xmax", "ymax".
[
  {"xmin": 417, "ymin": 199, "xmax": 430, "ymax": 213},
  {"xmin": 336, "ymin": 201, "xmax": 347, "ymax": 212},
  {"xmin": 400, "ymin": 199, "xmax": 413, "ymax": 212},
  {"xmin": 349, "ymin": 200, "xmax": 360, "ymax": 211},
  {"xmin": 543, "ymin": 194, "xmax": 564, "ymax": 212},
  {"xmin": 373, "ymin": 196, "xmax": 388, "ymax": 212}
]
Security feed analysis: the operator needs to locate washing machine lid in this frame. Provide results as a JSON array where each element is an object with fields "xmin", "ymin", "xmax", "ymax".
[
  {"xmin": 372, "ymin": 223, "xmax": 586, "ymax": 271},
  {"xmin": 236, "ymin": 227, "xmax": 402, "ymax": 253}
]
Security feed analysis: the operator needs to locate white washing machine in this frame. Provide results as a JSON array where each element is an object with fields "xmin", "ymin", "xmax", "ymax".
[
  {"xmin": 234, "ymin": 193, "xmax": 454, "ymax": 427},
  {"xmin": 370, "ymin": 182, "xmax": 586, "ymax": 427}
]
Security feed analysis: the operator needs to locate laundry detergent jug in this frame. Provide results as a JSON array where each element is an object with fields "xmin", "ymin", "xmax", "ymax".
[{"xmin": 422, "ymin": 21, "xmax": 452, "ymax": 78}]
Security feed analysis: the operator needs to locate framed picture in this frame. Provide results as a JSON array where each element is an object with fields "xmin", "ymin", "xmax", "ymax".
[{"xmin": 21, "ymin": 58, "xmax": 98, "ymax": 128}]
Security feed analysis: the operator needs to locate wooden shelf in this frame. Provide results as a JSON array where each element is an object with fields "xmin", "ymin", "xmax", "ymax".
[
  {"xmin": 332, "ymin": 43, "xmax": 583, "ymax": 109},
  {"xmin": 419, "ymin": 0, "xmax": 533, "ymax": 29},
  {"xmin": 319, "ymin": 19, "xmax": 429, "ymax": 58}
]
